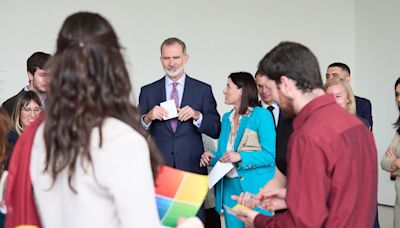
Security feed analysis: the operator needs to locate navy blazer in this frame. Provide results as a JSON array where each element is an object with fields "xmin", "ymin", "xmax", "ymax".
[
  {"xmin": 2, "ymin": 89, "xmax": 25, "ymax": 116},
  {"xmin": 355, "ymin": 95, "xmax": 373, "ymax": 130},
  {"xmin": 138, "ymin": 75, "xmax": 221, "ymax": 174}
]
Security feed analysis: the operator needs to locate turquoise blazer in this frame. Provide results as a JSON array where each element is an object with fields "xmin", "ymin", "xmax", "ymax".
[{"xmin": 210, "ymin": 106, "xmax": 276, "ymax": 214}]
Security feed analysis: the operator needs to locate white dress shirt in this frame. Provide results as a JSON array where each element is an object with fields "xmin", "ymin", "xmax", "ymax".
[{"xmin": 261, "ymin": 101, "xmax": 279, "ymax": 127}]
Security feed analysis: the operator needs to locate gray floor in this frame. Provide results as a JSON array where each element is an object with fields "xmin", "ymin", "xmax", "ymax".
[{"xmin": 379, "ymin": 205, "xmax": 394, "ymax": 228}]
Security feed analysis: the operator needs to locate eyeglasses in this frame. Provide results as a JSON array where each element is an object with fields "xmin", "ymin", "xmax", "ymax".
[{"xmin": 21, "ymin": 107, "xmax": 42, "ymax": 114}]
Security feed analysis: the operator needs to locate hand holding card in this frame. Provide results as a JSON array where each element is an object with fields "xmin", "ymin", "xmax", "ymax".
[{"xmin": 160, "ymin": 100, "xmax": 178, "ymax": 120}]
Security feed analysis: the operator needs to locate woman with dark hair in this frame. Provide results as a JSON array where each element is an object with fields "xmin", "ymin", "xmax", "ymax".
[
  {"xmin": 381, "ymin": 77, "xmax": 400, "ymax": 228},
  {"xmin": 11, "ymin": 91, "xmax": 42, "ymax": 135},
  {"xmin": 5, "ymin": 12, "xmax": 172, "ymax": 228},
  {"xmin": 0, "ymin": 108, "xmax": 11, "ymax": 228},
  {"xmin": 200, "ymin": 72, "xmax": 276, "ymax": 228}
]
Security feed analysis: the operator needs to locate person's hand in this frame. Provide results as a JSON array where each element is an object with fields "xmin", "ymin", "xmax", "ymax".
[
  {"xmin": 234, "ymin": 207, "xmax": 259, "ymax": 228},
  {"xmin": 387, "ymin": 147, "xmax": 400, "ymax": 170},
  {"xmin": 200, "ymin": 151, "xmax": 215, "ymax": 167},
  {"xmin": 143, "ymin": 106, "xmax": 168, "ymax": 123},
  {"xmin": 391, "ymin": 159, "xmax": 400, "ymax": 170},
  {"xmin": 260, "ymin": 169, "xmax": 287, "ymax": 196},
  {"xmin": 231, "ymin": 192, "xmax": 258, "ymax": 209},
  {"xmin": 178, "ymin": 105, "xmax": 200, "ymax": 121},
  {"xmin": 220, "ymin": 150, "xmax": 241, "ymax": 163},
  {"xmin": 258, "ymin": 188, "xmax": 287, "ymax": 212},
  {"xmin": 386, "ymin": 147, "xmax": 397, "ymax": 159},
  {"xmin": 177, "ymin": 217, "xmax": 204, "ymax": 228}
]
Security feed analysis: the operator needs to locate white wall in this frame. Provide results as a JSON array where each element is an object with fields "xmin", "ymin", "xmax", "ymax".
[
  {"xmin": 4, "ymin": 0, "xmax": 394, "ymax": 205},
  {"xmin": 356, "ymin": 0, "xmax": 400, "ymax": 206},
  {"xmin": 0, "ymin": 0, "xmax": 355, "ymax": 113}
]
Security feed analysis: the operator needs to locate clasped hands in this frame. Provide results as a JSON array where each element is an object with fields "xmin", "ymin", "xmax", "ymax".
[
  {"xmin": 199, "ymin": 151, "xmax": 241, "ymax": 167},
  {"xmin": 144, "ymin": 105, "xmax": 200, "ymax": 123},
  {"xmin": 385, "ymin": 147, "xmax": 400, "ymax": 171}
]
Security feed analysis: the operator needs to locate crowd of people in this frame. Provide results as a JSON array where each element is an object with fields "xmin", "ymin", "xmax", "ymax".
[{"xmin": 0, "ymin": 10, "xmax": 396, "ymax": 228}]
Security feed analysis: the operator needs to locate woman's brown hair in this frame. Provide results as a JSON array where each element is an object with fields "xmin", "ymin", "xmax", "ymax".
[
  {"xmin": 228, "ymin": 72, "xmax": 259, "ymax": 115},
  {"xmin": 11, "ymin": 91, "xmax": 42, "ymax": 135},
  {"xmin": 0, "ymin": 108, "xmax": 11, "ymax": 168},
  {"xmin": 44, "ymin": 12, "xmax": 162, "ymax": 191}
]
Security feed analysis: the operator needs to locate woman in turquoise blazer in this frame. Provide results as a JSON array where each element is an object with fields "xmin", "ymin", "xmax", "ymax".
[{"xmin": 200, "ymin": 72, "xmax": 276, "ymax": 228}]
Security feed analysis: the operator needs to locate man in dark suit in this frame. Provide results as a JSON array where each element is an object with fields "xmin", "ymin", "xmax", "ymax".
[
  {"xmin": 2, "ymin": 52, "xmax": 51, "ymax": 116},
  {"xmin": 139, "ymin": 37, "xmax": 220, "ymax": 173},
  {"xmin": 255, "ymin": 71, "xmax": 293, "ymax": 177},
  {"xmin": 325, "ymin": 62, "xmax": 373, "ymax": 129},
  {"xmin": 138, "ymin": 38, "xmax": 221, "ymax": 224}
]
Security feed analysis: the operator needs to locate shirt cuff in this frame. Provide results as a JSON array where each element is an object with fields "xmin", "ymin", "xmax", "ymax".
[
  {"xmin": 254, "ymin": 213, "xmax": 271, "ymax": 227},
  {"xmin": 192, "ymin": 112, "xmax": 203, "ymax": 128},
  {"xmin": 141, "ymin": 115, "xmax": 151, "ymax": 130}
]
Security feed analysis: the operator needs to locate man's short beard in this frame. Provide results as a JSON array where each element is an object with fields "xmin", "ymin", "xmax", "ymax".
[
  {"xmin": 280, "ymin": 105, "xmax": 295, "ymax": 118},
  {"xmin": 278, "ymin": 93, "xmax": 295, "ymax": 118},
  {"xmin": 164, "ymin": 67, "xmax": 184, "ymax": 78}
]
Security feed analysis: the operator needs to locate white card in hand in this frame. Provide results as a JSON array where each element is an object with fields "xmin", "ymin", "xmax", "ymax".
[{"xmin": 160, "ymin": 99, "xmax": 178, "ymax": 120}]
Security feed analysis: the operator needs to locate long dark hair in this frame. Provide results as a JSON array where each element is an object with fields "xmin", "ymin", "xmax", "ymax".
[
  {"xmin": 229, "ymin": 72, "xmax": 259, "ymax": 114},
  {"xmin": 393, "ymin": 77, "xmax": 400, "ymax": 133},
  {"xmin": 44, "ymin": 12, "xmax": 162, "ymax": 191},
  {"xmin": 0, "ymin": 108, "xmax": 10, "ymax": 168}
]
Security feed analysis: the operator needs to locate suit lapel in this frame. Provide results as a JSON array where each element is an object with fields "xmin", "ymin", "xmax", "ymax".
[
  {"xmin": 158, "ymin": 77, "xmax": 167, "ymax": 101},
  {"xmin": 234, "ymin": 114, "xmax": 249, "ymax": 151},
  {"xmin": 180, "ymin": 75, "xmax": 193, "ymax": 108},
  {"xmin": 176, "ymin": 75, "xmax": 194, "ymax": 131}
]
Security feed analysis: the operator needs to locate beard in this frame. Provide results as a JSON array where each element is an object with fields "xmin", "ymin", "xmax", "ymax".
[
  {"xmin": 164, "ymin": 67, "xmax": 184, "ymax": 78},
  {"xmin": 278, "ymin": 93, "xmax": 295, "ymax": 118}
]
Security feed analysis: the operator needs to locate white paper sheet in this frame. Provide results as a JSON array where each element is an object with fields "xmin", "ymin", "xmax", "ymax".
[
  {"xmin": 160, "ymin": 99, "xmax": 178, "ymax": 120},
  {"xmin": 208, "ymin": 161, "xmax": 234, "ymax": 189}
]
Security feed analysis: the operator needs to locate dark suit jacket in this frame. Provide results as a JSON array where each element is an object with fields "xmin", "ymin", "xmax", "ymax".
[
  {"xmin": 2, "ymin": 89, "xmax": 25, "ymax": 117},
  {"xmin": 275, "ymin": 112, "xmax": 293, "ymax": 176},
  {"xmin": 355, "ymin": 95, "xmax": 373, "ymax": 130},
  {"xmin": 139, "ymin": 75, "xmax": 221, "ymax": 174}
]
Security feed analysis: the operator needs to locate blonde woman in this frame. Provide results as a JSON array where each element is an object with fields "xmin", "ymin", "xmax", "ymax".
[
  {"xmin": 324, "ymin": 77, "xmax": 371, "ymax": 128},
  {"xmin": 323, "ymin": 77, "xmax": 356, "ymax": 114}
]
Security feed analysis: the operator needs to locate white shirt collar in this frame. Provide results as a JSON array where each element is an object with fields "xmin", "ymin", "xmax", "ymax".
[{"xmin": 261, "ymin": 100, "xmax": 279, "ymax": 110}]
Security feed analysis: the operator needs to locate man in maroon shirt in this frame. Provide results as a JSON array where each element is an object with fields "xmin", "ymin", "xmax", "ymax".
[{"xmin": 234, "ymin": 41, "xmax": 377, "ymax": 227}]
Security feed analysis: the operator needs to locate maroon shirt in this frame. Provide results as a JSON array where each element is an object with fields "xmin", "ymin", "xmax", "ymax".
[{"xmin": 254, "ymin": 94, "xmax": 377, "ymax": 228}]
